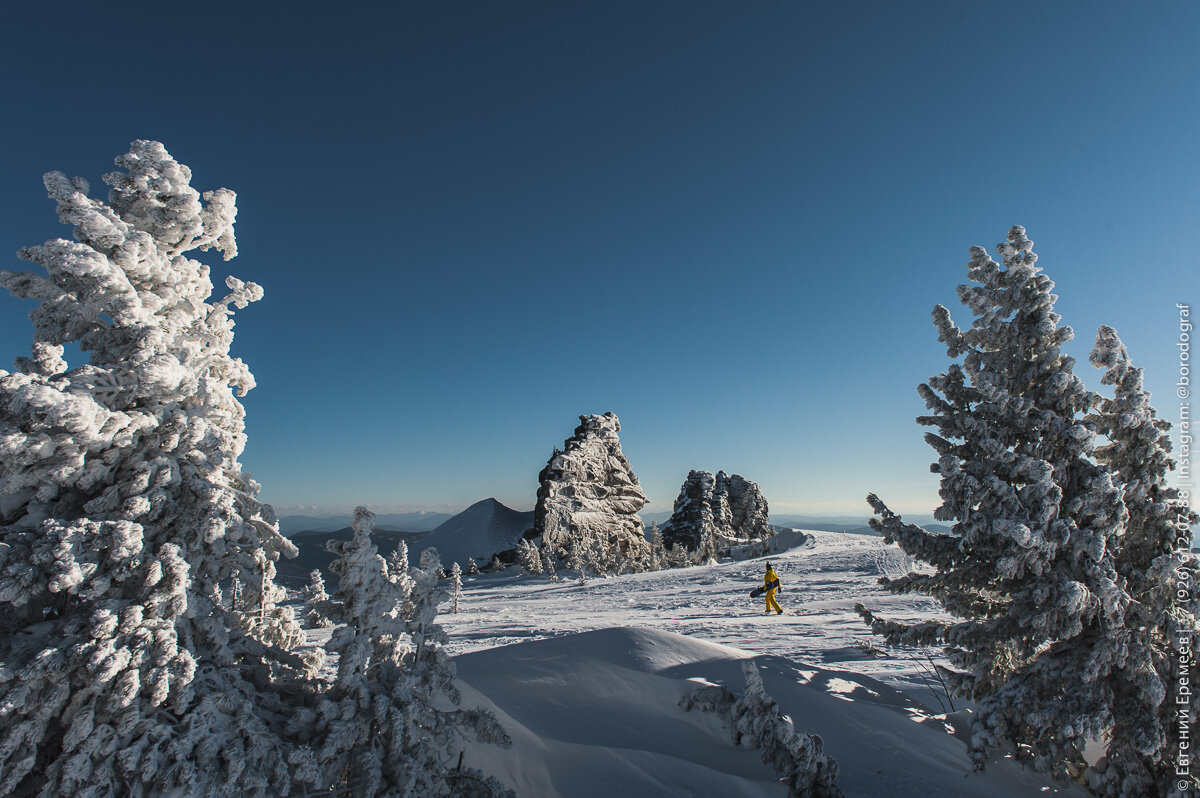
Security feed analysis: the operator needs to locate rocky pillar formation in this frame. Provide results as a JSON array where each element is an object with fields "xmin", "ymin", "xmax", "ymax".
[
  {"xmin": 664, "ymin": 470, "xmax": 770, "ymax": 551},
  {"xmin": 534, "ymin": 412, "xmax": 649, "ymax": 562},
  {"xmin": 663, "ymin": 470, "xmax": 718, "ymax": 551},
  {"xmin": 724, "ymin": 472, "xmax": 771, "ymax": 541}
]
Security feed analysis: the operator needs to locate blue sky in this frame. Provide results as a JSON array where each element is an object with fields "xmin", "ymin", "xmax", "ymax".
[{"xmin": 1, "ymin": 2, "xmax": 1197, "ymax": 518}]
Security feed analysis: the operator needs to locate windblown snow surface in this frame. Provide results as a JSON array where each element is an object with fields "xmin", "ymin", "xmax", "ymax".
[{"xmin": 305, "ymin": 530, "xmax": 1088, "ymax": 797}]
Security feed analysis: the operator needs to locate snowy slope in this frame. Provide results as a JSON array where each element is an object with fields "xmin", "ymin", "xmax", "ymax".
[
  {"xmin": 433, "ymin": 530, "xmax": 1089, "ymax": 796},
  {"xmin": 451, "ymin": 626, "xmax": 1085, "ymax": 798},
  {"xmin": 440, "ymin": 530, "xmax": 950, "ymax": 700},
  {"xmin": 301, "ymin": 529, "xmax": 1089, "ymax": 796},
  {"xmin": 418, "ymin": 497, "xmax": 534, "ymax": 568}
]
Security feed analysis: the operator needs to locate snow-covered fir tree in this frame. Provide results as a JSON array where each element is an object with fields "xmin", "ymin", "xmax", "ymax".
[
  {"xmin": 1087, "ymin": 325, "xmax": 1200, "ymax": 796},
  {"xmin": 666, "ymin": 539, "xmax": 694, "ymax": 569},
  {"xmin": 303, "ymin": 568, "xmax": 334, "ymax": 628},
  {"xmin": 466, "ymin": 556, "xmax": 479, "ymax": 575},
  {"xmin": 648, "ymin": 521, "xmax": 667, "ymax": 571},
  {"xmin": 419, "ymin": 545, "xmax": 444, "ymax": 578},
  {"xmin": 694, "ymin": 525, "xmax": 718, "ymax": 566},
  {"xmin": 399, "ymin": 541, "xmax": 513, "ymax": 796},
  {"xmin": 516, "ymin": 538, "xmax": 543, "ymax": 574},
  {"xmin": 856, "ymin": 227, "xmax": 1146, "ymax": 782},
  {"xmin": 566, "ymin": 539, "xmax": 588, "ymax": 585},
  {"xmin": 0, "ymin": 141, "xmax": 311, "ymax": 796},
  {"xmin": 387, "ymin": 539, "xmax": 410, "ymax": 584},
  {"xmin": 448, "ymin": 561, "xmax": 463, "ymax": 614},
  {"xmin": 315, "ymin": 506, "xmax": 413, "ymax": 794},
  {"xmin": 681, "ymin": 660, "xmax": 843, "ymax": 797},
  {"xmin": 541, "ymin": 549, "xmax": 558, "ymax": 581},
  {"xmin": 314, "ymin": 507, "xmax": 512, "ymax": 797}
]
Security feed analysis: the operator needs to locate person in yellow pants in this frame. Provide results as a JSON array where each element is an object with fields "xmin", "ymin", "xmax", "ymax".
[{"xmin": 764, "ymin": 562, "xmax": 783, "ymax": 615}]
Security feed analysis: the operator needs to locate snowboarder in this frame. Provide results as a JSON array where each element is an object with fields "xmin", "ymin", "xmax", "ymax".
[{"xmin": 762, "ymin": 561, "xmax": 782, "ymax": 615}]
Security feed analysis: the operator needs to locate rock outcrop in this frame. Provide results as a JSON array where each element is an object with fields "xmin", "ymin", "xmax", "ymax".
[
  {"xmin": 534, "ymin": 412, "xmax": 649, "ymax": 563},
  {"xmin": 664, "ymin": 470, "xmax": 770, "ymax": 551}
]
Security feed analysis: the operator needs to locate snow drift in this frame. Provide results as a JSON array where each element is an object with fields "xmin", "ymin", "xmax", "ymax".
[{"xmin": 451, "ymin": 626, "xmax": 1086, "ymax": 797}]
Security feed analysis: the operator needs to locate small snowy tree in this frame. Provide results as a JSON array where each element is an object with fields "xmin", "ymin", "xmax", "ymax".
[
  {"xmin": 399, "ymin": 533, "xmax": 512, "ymax": 796},
  {"xmin": 0, "ymin": 141, "xmax": 310, "ymax": 796},
  {"xmin": 466, "ymin": 556, "xmax": 479, "ymax": 575},
  {"xmin": 315, "ymin": 506, "xmax": 412, "ymax": 793},
  {"xmin": 540, "ymin": 548, "xmax": 558, "ymax": 581},
  {"xmin": 419, "ymin": 546, "xmax": 443, "ymax": 578},
  {"xmin": 387, "ymin": 539, "xmax": 410, "ymax": 584},
  {"xmin": 681, "ymin": 660, "xmax": 843, "ymax": 797},
  {"xmin": 566, "ymin": 539, "xmax": 588, "ymax": 585},
  {"xmin": 694, "ymin": 525, "xmax": 718, "ymax": 566},
  {"xmin": 856, "ymin": 228, "xmax": 1141, "ymax": 781},
  {"xmin": 448, "ymin": 562, "xmax": 463, "ymax": 614},
  {"xmin": 648, "ymin": 521, "xmax": 667, "ymax": 571},
  {"xmin": 666, "ymin": 539, "xmax": 693, "ymax": 569},
  {"xmin": 303, "ymin": 568, "xmax": 335, "ymax": 628},
  {"xmin": 517, "ymin": 538, "xmax": 543, "ymax": 574},
  {"xmin": 314, "ymin": 507, "xmax": 511, "ymax": 797},
  {"xmin": 1087, "ymin": 325, "xmax": 1200, "ymax": 796}
]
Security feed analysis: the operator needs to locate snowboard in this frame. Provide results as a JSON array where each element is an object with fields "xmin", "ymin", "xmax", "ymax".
[{"xmin": 749, "ymin": 577, "xmax": 780, "ymax": 599}]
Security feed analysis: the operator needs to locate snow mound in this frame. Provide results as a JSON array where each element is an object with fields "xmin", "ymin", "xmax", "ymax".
[
  {"xmin": 453, "ymin": 626, "xmax": 1086, "ymax": 798},
  {"xmin": 419, "ymin": 498, "xmax": 533, "ymax": 568}
]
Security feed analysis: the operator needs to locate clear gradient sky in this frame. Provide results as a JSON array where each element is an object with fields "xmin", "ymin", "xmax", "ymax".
[{"xmin": 1, "ymin": 2, "xmax": 1197, "ymax": 518}]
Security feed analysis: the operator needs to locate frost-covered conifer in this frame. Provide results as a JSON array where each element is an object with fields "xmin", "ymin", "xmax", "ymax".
[
  {"xmin": 566, "ymin": 539, "xmax": 588, "ymax": 585},
  {"xmin": 856, "ymin": 227, "xmax": 1140, "ymax": 781},
  {"xmin": 315, "ymin": 506, "xmax": 412, "ymax": 793},
  {"xmin": 681, "ymin": 661, "xmax": 843, "ymax": 797},
  {"xmin": 694, "ymin": 526, "xmax": 718, "ymax": 566},
  {"xmin": 315, "ymin": 508, "xmax": 511, "ymax": 797},
  {"xmin": 517, "ymin": 538, "xmax": 543, "ymax": 574},
  {"xmin": 541, "ymin": 549, "xmax": 558, "ymax": 581},
  {"xmin": 466, "ymin": 557, "xmax": 479, "ymax": 575},
  {"xmin": 666, "ymin": 540, "xmax": 693, "ymax": 569},
  {"xmin": 0, "ymin": 141, "xmax": 309, "ymax": 796},
  {"xmin": 387, "ymin": 539, "xmax": 409, "ymax": 584},
  {"xmin": 489, "ymin": 554, "xmax": 506, "ymax": 572},
  {"xmin": 399, "ymin": 535, "xmax": 512, "ymax": 796},
  {"xmin": 303, "ymin": 569, "xmax": 334, "ymax": 628},
  {"xmin": 648, "ymin": 521, "xmax": 667, "ymax": 571},
  {"xmin": 1088, "ymin": 326, "xmax": 1200, "ymax": 796},
  {"xmin": 448, "ymin": 562, "xmax": 463, "ymax": 614},
  {"xmin": 419, "ymin": 546, "xmax": 443, "ymax": 578}
]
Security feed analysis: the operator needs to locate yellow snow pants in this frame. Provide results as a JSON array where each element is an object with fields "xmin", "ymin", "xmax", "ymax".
[{"xmin": 765, "ymin": 589, "xmax": 782, "ymax": 614}]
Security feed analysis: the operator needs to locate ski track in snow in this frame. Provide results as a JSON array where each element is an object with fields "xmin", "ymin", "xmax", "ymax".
[{"xmin": 434, "ymin": 530, "xmax": 956, "ymax": 712}]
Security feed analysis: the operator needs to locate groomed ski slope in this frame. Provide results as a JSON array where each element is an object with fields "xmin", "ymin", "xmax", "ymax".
[{"xmin": 308, "ymin": 530, "xmax": 1090, "ymax": 796}]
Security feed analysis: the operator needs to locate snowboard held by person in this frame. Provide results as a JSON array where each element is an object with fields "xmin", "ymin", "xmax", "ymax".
[{"xmin": 763, "ymin": 562, "xmax": 783, "ymax": 615}]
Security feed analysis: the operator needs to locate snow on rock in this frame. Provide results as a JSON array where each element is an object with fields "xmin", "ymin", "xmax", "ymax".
[
  {"xmin": 664, "ymin": 470, "xmax": 772, "ymax": 552},
  {"xmin": 419, "ymin": 498, "xmax": 534, "ymax": 570},
  {"xmin": 534, "ymin": 412, "xmax": 649, "ymax": 561}
]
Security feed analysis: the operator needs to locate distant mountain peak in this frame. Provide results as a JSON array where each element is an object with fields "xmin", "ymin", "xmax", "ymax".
[{"xmin": 422, "ymin": 498, "xmax": 535, "ymax": 568}]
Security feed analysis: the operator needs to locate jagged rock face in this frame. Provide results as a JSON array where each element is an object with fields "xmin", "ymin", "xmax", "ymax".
[
  {"xmin": 534, "ymin": 412, "xmax": 649, "ymax": 558},
  {"xmin": 664, "ymin": 470, "xmax": 770, "ymax": 551}
]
